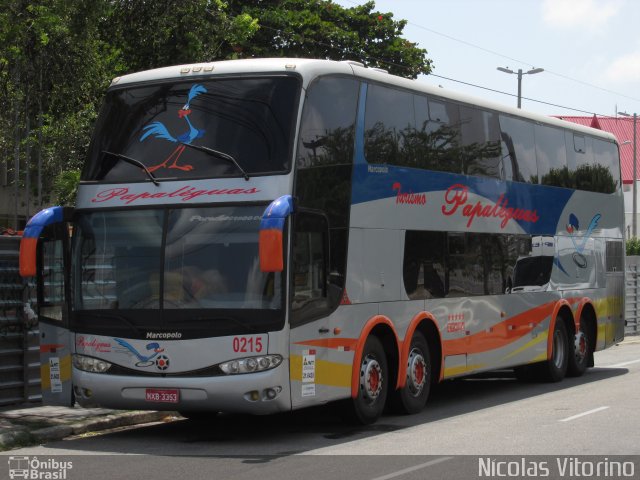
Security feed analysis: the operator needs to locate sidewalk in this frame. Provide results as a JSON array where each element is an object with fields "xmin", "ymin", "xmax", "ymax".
[{"xmin": 0, "ymin": 404, "xmax": 176, "ymax": 451}]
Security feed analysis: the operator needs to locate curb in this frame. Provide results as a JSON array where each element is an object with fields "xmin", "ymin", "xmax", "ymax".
[
  {"xmin": 0, "ymin": 428, "xmax": 31, "ymax": 450},
  {"xmin": 619, "ymin": 333, "xmax": 640, "ymax": 345},
  {"xmin": 1, "ymin": 411, "xmax": 174, "ymax": 451}
]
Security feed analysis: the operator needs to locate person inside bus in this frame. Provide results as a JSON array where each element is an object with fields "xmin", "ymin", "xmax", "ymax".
[
  {"xmin": 423, "ymin": 260, "xmax": 446, "ymax": 298},
  {"xmin": 182, "ymin": 265, "xmax": 228, "ymax": 304}
]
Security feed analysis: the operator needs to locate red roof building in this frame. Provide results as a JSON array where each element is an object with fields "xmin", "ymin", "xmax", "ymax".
[{"xmin": 556, "ymin": 114, "xmax": 640, "ymax": 184}]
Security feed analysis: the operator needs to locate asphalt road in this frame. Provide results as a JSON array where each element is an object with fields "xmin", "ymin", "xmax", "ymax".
[{"xmin": 2, "ymin": 339, "xmax": 639, "ymax": 480}]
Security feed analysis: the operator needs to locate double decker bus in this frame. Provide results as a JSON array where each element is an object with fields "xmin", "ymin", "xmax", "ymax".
[{"xmin": 20, "ymin": 58, "xmax": 625, "ymax": 424}]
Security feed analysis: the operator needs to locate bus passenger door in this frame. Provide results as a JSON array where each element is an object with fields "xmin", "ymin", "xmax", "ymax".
[
  {"xmin": 289, "ymin": 211, "xmax": 333, "ymax": 408},
  {"xmin": 22, "ymin": 214, "xmax": 74, "ymax": 406}
]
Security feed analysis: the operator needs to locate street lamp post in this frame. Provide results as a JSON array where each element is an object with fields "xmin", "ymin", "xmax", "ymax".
[
  {"xmin": 620, "ymin": 111, "xmax": 638, "ymax": 237},
  {"xmin": 497, "ymin": 67, "xmax": 544, "ymax": 108}
]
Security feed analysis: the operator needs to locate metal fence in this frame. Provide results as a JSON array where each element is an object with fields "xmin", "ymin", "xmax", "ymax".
[
  {"xmin": 626, "ymin": 258, "xmax": 640, "ymax": 336},
  {"xmin": 0, "ymin": 235, "xmax": 41, "ymax": 406}
]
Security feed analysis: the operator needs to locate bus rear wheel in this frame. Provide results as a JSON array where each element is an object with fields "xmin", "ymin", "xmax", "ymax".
[
  {"xmin": 536, "ymin": 319, "xmax": 569, "ymax": 382},
  {"xmin": 348, "ymin": 336, "xmax": 389, "ymax": 424},
  {"xmin": 389, "ymin": 331, "xmax": 431, "ymax": 415},
  {"xmin": 567, "ymin": 322, "xmax": 591, "ymax": 377}
]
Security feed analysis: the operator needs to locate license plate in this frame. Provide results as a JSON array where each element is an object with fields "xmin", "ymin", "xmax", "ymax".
[{"xmin": 145, "ymin": 388, "xmax": 179, "ymax": 403}]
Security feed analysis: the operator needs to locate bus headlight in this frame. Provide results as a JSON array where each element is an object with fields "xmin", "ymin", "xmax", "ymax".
[
  {"xmin": 219, "ymin": 355, "xmax": 282, "ymax": 375},
  {"xmin": 73, "ymin": 354, "xmax": 112, "ymax": 373}
]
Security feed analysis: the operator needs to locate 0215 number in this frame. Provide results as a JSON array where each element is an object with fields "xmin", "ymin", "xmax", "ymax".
[{"xmin": 232, "ymin": 336, "xmax": 263, "ymax": 353}]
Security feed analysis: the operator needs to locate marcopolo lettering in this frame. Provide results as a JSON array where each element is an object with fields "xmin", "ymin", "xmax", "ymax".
[{"xmin": 146, "ymin": 332, "xmax": 182, "ymax": 339}]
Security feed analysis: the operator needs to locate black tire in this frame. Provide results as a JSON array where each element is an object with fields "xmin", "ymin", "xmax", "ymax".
[
  {"xmin": 513, "ymin": 363, "xmax": 536, "ymax": 382},
  {"xmin": 388, "ymin": 331, "xmax": 431, "ymax": 415},
  {"xmin": 566, "ymin": 322, "xmax": 591, "ymax": 377},
  {"xmin": 535, "ymin": 319, "xmax": 569, "ymax": 382},
  {"xmin": 348, "ymin": 336, "xmax": 389, "ymax": 424},
  {"xmin": 179, "ymin": 411, "xmax": 219, "ymax": 422}
]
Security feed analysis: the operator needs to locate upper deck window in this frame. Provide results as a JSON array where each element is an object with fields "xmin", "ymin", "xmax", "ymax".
[{"xmin": 83, "ymin": 75, "xmax": 300, "ymax": 182}]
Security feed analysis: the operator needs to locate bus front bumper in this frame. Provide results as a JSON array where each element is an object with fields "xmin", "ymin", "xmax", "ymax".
[{"xmin": 72, "ymin": 361, "xmax": 291, "ymax": 415}]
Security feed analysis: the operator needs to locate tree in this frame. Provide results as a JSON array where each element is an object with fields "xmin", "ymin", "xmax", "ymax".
[
  {"xmin": 53, "ymin": 169, "xmax": 81, "ymax": 206},
  {"xmin": 107, "ymin": 0, "xmax": 430, "ymax": 78},
  {"xmin": 227, "ymin": 0, "xmax": 432, "ymax": 78},
  {"xmin": 0, "ymin": 0, "xmax": 117, "ymax": 226},
  {"xmin": 105, "ymin": 0, "xmax": 259, "ymax": 73},
  {"xmin": 1, "ymin": 0, "xmax": 433, "ymax": 225}
]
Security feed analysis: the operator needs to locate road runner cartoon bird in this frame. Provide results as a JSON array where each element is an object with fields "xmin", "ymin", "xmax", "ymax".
[
  {"xmin": 140, "ymin": 84, "xmax": 207, "ymax": 172},
  {"xmin": 114, "ymin": 338, "xmax": 164, "ymax": 365},
  {"xmin": 566, "ymin": 213, "xmax": 580, "ymax": 234}
]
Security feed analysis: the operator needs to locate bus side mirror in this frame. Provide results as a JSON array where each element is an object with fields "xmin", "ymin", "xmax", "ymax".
[{"xmin": 259, "ymin": 195, "xmax": 293, "ymax": 273}]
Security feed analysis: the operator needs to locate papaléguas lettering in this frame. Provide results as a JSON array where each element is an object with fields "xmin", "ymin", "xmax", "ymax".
[
  {"xmin": 442, "ymin": 183, "xmax": 539, "ymax": 228},
  {"xmin": 92, "ymin": 185, "xmax": 260, "ymax": 204}
]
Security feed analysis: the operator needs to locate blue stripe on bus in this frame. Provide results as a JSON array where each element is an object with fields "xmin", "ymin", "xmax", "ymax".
[
  {"xmin": 350, "ymin": 164, "xmax": 575, "ymax": 234},
  {"xmin": 353, "ymin": 83, "xmax": 368, "ymax": 166}
]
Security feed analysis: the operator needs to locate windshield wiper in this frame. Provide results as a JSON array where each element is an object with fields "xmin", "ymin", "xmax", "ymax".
[
  {"xmin": 102, "ymin": 150, "xmax": 160, "ymax": 186},
  {"xmin": 179, "ymin": 143, "xmax": 250, "ymax": 181}
]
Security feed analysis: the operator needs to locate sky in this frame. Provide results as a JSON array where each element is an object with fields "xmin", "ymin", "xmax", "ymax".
[{"xmin": 334, "ymin": 0, "xmax": 640, "ymax": 118}]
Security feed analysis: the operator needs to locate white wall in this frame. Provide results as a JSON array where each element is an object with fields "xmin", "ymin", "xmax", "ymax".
[{"xmin": 624, "ymin": 182, "xmax": 640, "ymax": 238}]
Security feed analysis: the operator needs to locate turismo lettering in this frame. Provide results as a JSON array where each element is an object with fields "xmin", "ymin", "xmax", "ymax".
[
  {"xmin": 442, "ymin": 184, "xmax": 539, "ymax": 229},
  {"xmin": 392, "ymin": 182, "xmax": 426, "ymax": 206}
]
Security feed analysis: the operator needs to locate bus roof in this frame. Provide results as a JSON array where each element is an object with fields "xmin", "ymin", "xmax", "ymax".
[{"xmin": 111, "ymin": 58, "xmax": 617, "ymax": 144}]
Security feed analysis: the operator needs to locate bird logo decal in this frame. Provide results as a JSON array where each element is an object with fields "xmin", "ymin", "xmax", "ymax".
[
  {"xmin": 114, "ymin": 338, "xmax": 165, "ymax": 367},
  {"xmin": 566, "ymin": 213, "xmax": 600, "ymax": 254},
  {"xmin": 555, "ymin": 212, "xmax": 602, "ymax": 274},
  {"xmin": 565, "ymin": 213, "xmax": 580, "ymax": 234},
  {"xmin": 139, "ymin": 84, "xmax": 207, "ymax": 172}
]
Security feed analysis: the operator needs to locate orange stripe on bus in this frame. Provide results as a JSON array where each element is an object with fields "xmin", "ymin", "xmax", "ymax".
[
  {"xmin": 442, "ymin": 301, "xmax": 556, "ymax": 356},
  {"xmin": 40, "ymin": 344, "xmax": 66, "ymax": 353}
]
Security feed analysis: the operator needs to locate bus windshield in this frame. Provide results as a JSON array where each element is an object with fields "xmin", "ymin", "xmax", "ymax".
[
  {"xmin": 71, "ymin": 205, "xmax": 283, "ymax": 334},
  {"xmin": 82, "ymin": 75, "xmax": 300, "ymax": 182}
]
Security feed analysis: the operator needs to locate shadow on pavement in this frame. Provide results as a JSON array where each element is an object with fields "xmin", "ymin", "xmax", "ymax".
[{"xmin": 35, "ymin": 364, "xmax": 629, "ymax": 458}]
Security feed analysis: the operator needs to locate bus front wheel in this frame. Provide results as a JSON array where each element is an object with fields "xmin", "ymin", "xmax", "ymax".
[
  {"xmin": 389, "ymin": 331, "xmax": 431, "ymax": 415},
  {"xmin": 349, "ymin": 336, "xmax": 389, "ymax": 424}
]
